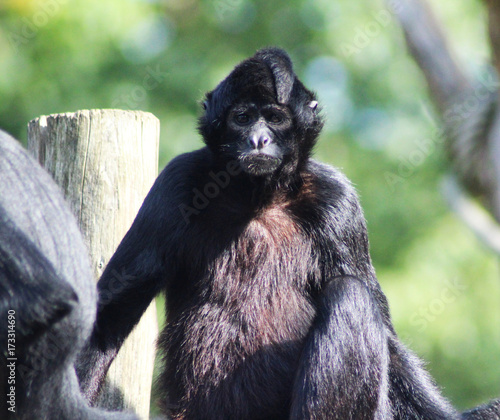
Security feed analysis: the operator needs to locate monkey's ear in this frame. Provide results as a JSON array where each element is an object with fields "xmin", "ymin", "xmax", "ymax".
[
  {"xmin": 202, "ymin": 101, "xmax": 208, "ymax": 110},
  {"xmin": 308, "ymin": 101, "xmax": 318, "ymax": 110}
]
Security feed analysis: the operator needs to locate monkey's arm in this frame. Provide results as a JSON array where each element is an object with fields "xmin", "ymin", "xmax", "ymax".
[
  {"xmin": 76, "ymin": 152, "xmax": 198, "ymax": 402},
  {"xmin": 290, "ymin": 275, "xmax": 390, "ymax": 420},
  {"xmin": 295, "ymin": 162, "xmax": 461, "ymax": 419},
  {"xmin": 76, "ymin": 223, "xmax": 166, "ymax": 402}
]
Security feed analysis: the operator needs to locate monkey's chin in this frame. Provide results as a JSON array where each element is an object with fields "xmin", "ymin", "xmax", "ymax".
[{"xmin": 239, "ymin": 154, "xmax": 281, "ymax": 177}]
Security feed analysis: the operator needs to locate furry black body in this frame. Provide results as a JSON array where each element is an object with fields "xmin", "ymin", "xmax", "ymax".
[{"xmin": 77, "ymin": 48, "xmax": 500, "ymax": 419}]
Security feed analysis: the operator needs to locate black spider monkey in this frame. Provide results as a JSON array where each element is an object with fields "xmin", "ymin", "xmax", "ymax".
[
  {"xmin": 0, "ymin": 130, "xmax": 139, "ymax": 419},
  {"xmin": 77, "ymin": 48, "xmax": 500, "ymax": 419}
]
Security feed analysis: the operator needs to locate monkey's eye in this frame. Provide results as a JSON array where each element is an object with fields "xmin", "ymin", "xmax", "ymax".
[
  {"xmin": 234, "ymin": 113, "xmax": 251, "ymax": 125},
  {"xmin": 268, "ymin": 113, "xmax": 284, "ymax": 124}
]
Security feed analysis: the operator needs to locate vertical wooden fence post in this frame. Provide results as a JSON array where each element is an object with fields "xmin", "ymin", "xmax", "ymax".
[{"xmin": 27, "ymin": 109, "xmax": 160, "ymax": 419}]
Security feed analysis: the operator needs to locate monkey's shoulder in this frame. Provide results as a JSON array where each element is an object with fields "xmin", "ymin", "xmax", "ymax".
[
  {"xmin": 143, "ymin": 148, "xmax": 211, "ymax": 208},
  {"xmin": 156, "ymin": 147, "xmax": 213, "ymax": 189},
  {"xmin": 301, "ymin": 160, "xmax": 361, "ymax": 211}
]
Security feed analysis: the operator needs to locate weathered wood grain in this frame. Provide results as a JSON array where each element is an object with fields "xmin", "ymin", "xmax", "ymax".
[{"xmin": 28, "ymin": 109, "xmax": 160, "ymax": 419}]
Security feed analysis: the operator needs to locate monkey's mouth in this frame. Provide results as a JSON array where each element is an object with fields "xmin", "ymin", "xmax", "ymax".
[{"xmin": 239, "ymin": 153, "xmax": 281, "ymax": 176}]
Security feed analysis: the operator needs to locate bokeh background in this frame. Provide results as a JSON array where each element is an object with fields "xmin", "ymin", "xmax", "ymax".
[{"xmin": 1, "ymin": 0, "xmax": 499, "ymax": 410}]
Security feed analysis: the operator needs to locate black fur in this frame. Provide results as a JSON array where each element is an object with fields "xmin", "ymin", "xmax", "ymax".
[
  {"xmin": 77, "ymin": 48, "xmax": 500, "ymax": 419},
  {"xmin": 0, "ymin": 130, "xmax": 139, "ymax": 420}
]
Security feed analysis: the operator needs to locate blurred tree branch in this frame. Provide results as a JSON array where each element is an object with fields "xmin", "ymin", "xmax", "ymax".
[
  {"xmin": 441, "ymin": 175, "xmax": 500, "ymax": 254},
  {"xmin": 390, "ymin": 0, "xmax": 500, "ymax": 245}
]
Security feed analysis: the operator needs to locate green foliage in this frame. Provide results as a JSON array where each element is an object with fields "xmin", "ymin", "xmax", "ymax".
[{"xmin": 1, "ymin": 0, "xmax": 498, "ymax": 410}]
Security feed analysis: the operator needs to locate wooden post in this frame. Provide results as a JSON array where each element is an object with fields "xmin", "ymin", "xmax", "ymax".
[{"xmin": 27, "ymin": 109, "xmax": 159, "ymax": 419}]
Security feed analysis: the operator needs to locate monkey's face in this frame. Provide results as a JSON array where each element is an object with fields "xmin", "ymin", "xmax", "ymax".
[
  {"xmin": 225, "ymin": 100, "xmax": 293, "ymax": 177},
  {"xmin": 199, "ymin": 48, "xmax": 324, "ymax": 180}
]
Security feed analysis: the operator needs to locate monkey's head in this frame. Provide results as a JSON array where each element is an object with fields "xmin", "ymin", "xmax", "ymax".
[{"xmin": 199, "ymin": 48, "xmax": 323, "ymax": 179}]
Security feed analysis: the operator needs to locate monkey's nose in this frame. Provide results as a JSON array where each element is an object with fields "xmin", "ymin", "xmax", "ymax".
[{"xmin": 249, "ymin": 134, "xmax": 270, "ymax": 150}]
